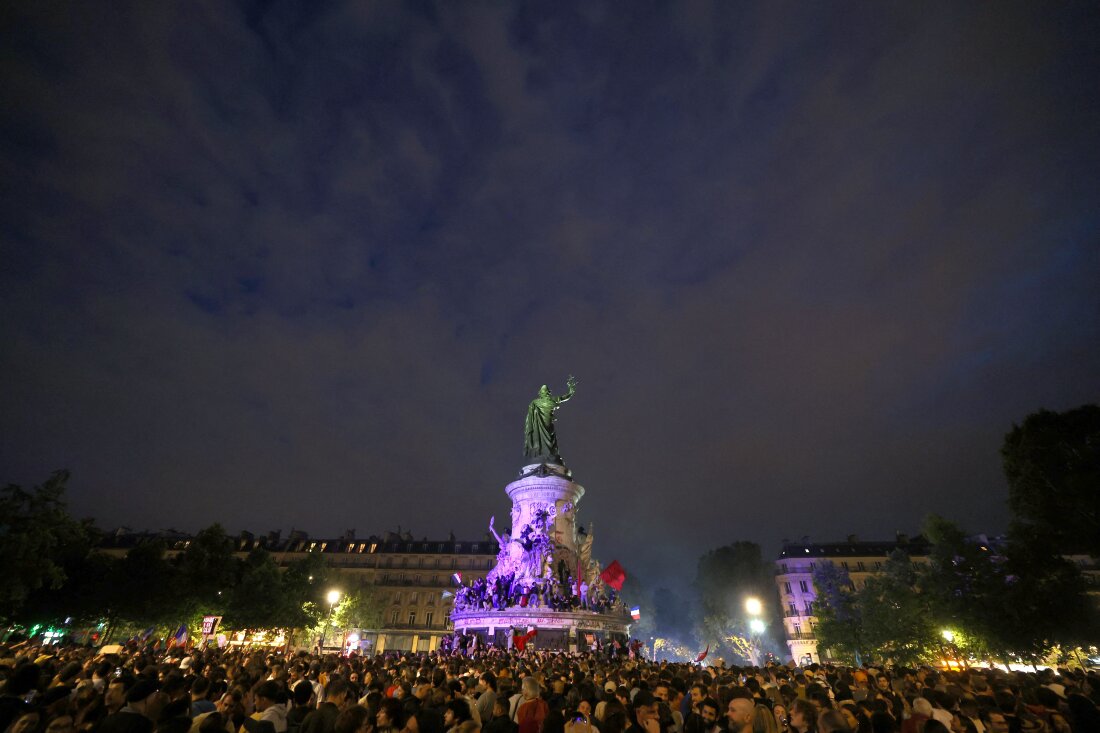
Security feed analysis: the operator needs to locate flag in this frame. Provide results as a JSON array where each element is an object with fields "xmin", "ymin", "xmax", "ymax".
[
  {"xmin": 695, "ymin": 644, "xmax": 710, "ymax": 662},
  {"xmin": 600, "ymin": 560, "xmax": 627, "ymax": 591},
  {"xmin": 630, "ymin": 606, "xmax": 641, "ymax": 620},
  {"xmin": 168, "ymin": 624, "xmax": 188, "ymax": 648},
  {"xmin": 441, "ymin": 591, "xmax": 455, "ymax": 599},
  {"xmin": 513, "ymin": 628, "xmax": 538, "ymax": 652},
  {"xmin": 576, "ymin": 558, "xmax": 583, "ymax": 599},
  {"xmin": 452, "ymin": 572, "xmax": 462, "ymax": 584},
  {"xmin": 140, "ymin": 626, "xmax": 155, "ymax": 641}
]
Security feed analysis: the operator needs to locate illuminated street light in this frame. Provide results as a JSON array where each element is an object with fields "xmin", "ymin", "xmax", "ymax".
[
  {"xmin": 745, "ymin": 597, "xmax": 763, "ymax": 616},
  {"xmin": 320, "ymin": 589, "xmax": 342, "ymax": 651},
  {"xmin": 749, "ymin": 618, "xmax": 766, "ymax": 634},
  {"xmin": 941, "ymin": 629, "xmax": 955, "ymax": 643}
]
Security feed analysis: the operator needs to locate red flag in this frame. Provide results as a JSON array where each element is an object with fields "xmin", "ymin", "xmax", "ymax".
[
  {"xmin": 576, "ymin": 558, "xmax": 584, "ymax": 599},
  {"xmin": 600, "ymin": 560, "xmax": 627, "ymax": 591},
  {"xmin": 695, "ymin": 644, "xmax": 710, "ymax": 662}
]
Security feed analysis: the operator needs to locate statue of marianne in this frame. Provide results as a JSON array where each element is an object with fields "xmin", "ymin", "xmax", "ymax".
[{"xmin": 523, "ymin": 376, "xmax": 576, "ymax": 464}]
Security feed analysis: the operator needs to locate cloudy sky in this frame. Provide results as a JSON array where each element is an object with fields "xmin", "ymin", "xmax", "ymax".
[{"xmin": 2, "ymin": 1, "xmax": 1098, "ymax": 588}]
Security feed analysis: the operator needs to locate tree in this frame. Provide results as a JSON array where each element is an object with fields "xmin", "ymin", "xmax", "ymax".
[
  {"xmin": 0, "ymin": 471, "xmax": 91, "ymax": 621},
  {"xmin": 19, "ymin": 524, "xmax": 114, "ymax": 628},
  {"xmin": 811, "ymin": 562, "xmax": 864, "ymax": 664},
  {"xmin": 857, "ymin": 549, "xmax": 938, "ymax": 666},
  {"xmin": 693, "ymin": 542, "xmax": 777, "ymax": 662},
  {"xmin": 1002, "ymin": 404, "xmax": 1100, "ymax": 555},
  {"xmin": 332, "ymin": 585, "xmax": 384, "ymax": 630},
  {"xmin": 113, "ymin": 539, "xmax": 181, "ymax": 627},
  {"xmin": 224, "ymin": 547, "xmax": 286, "ymax": 629},
  {"xmin": 281, "ymin": 550, "xmax": 332, "ymax": 629},
  {"xmin": 176, "ymin": 524, "xmax": 237, "ymax": 613},
  {"xmin": 923, "ymin": 513, "xmax": 1092, "ymax": 664}
]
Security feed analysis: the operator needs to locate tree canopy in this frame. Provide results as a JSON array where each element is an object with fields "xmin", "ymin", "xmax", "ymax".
[{"xmin": 1002, "ymin": 404, "xmax": 1100, "ymax": 555}]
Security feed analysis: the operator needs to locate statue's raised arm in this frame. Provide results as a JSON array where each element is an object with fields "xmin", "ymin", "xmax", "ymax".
[
  {"xmin": 488, "ymin": 515, "xmax": 503, "ymax": 546},
  {"xmin": 523, "ymin": 377, "xmax": 577, "ymax": 465}
]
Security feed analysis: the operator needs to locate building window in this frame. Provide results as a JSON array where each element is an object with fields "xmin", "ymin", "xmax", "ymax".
[
  {"xmin": 408, "ymin": 611, "xmax": 416, "ymax": 625},
  {"xmin": 809, "ymin": 562, "xmax": 816, "ymax": 570},
  {"xmin": 857, "ymin": 561, "xmax": 865, "ymax": 571},
  {"xmin": 425, "ymin": 611, "xmax": 434, "ymax": 627},
  {"xmin": 781, "ymin": 563, "xmax": 788, "ymax": 573},
  {"xmin": 794, "ymin": 624, "xmax": 802, "ymax": 636},
  {"xmin": 842, "ymin": 561, "xmax": 849, "ymax": 570},
  {"xmin": 874, "ymin": 561, "xmax": 882, "ymax": 569},
  {"xmin": 370, "ymin": 543, "xmax": 378, "ymax": 553},
  {"xmin": 799, "ymin": 580, "xmax": 808, "ymax": 593},
  {"xmin": 788, "ymin": 602, "xmax": 796, "ymax": 615},
  {"xmin": 427, "ymin": 594, "xmax": 435, "ymax": 606},
  {"xmin": 391, "ymin": 610, "xmax": 399, "ymax": 625},
  {"xmin": 410, "ymin": 592, "xmax": 419, "ymax": 604},
  {"xmin": 487, "ymin": 559, "xmax": 494, "ymax": 568},
  {"xmin": 804, "ymin": 601, "xmax": 813, "ymax": 614},
  {"xmin": 472, "ymin": 543, "xmax": 479, "ymax": 552},
  {"xmin": 784, "ymin": 582, "xmax": 792, "ymax": 594},
  {"xmin": 414, "ymin": 574, "xmax": 421, "ymax": 583},
  {"xmin": 394, "ymin": 592, "xmax": 403, "ymax": 604}
]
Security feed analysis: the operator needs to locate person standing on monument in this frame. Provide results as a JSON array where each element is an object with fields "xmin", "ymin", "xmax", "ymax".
[{"xmin": 524, "ymin": 377, "xmax": 576, "ymax": 463}]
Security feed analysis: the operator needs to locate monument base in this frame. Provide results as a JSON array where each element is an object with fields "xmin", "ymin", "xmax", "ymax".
[{"xmin": 451, "ymin": 607, "xmax": 632, "ymax": 652}]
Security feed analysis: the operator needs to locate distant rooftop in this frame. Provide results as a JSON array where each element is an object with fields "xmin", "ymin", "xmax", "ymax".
[
  {"xmin": 100, "ymin": 527, "xmax": 499, "ymax": 556},
  {"xmin": 778, "ymin": 534, "xmax": 931, "ymax": 559}
]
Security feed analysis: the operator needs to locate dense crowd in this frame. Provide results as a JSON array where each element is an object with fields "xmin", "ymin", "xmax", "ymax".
[
  {"xmin": 1, "ymin": 640, "xmax": 1098, "ymax": 733},
  {"xmin": 451, "ymin": 573, "xmax": 620, "ymax": 615}
]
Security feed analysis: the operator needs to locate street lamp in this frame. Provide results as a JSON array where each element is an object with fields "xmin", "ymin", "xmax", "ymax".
[
  {"xmin": 320, "ymin": 589, "xmax": 342, "ymax": 651},
  {"xmin": 745, "ymin": 597, "xmax": 764, "ymax": 666},
  {"xmin": 941, "ymin": 629, "xmax": 954, "ymax": 643}
]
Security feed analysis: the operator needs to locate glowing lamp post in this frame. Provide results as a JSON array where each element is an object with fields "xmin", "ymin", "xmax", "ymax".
[
  {"xmin": 744, "ymin": 597, "xmax": 765, "ymax": 666},
  {"xmin": 321, "ymin": 589, "xmax": 342, "ymax": 651}
]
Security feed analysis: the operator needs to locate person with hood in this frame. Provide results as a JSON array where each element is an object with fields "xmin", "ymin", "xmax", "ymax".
[{"xmin": 255, "ymin": 683, "xmax": 288, "ymax": 733}]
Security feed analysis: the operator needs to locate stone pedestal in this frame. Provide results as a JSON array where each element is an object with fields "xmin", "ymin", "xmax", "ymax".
[{"xmin": 506, "ymin": 464, "xmax": 585, "ymax": 557}]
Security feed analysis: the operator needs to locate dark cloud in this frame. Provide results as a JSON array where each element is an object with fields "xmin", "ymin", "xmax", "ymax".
[{"xmin": 2, "ymin": 0, "xmax": 1098, "ymax": 588}]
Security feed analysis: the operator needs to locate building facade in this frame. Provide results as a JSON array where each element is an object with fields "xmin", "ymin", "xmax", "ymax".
[
  {"xmin": 773, "ymin": 535, "xmax": 931, "ymax": 664},
  {"xmin": 100, "ymin": 528, "xmax": 498, "ymax": 653}
]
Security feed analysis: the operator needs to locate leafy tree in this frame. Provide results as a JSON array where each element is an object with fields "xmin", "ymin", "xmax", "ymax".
[
  {"xmin": 923, "ymin": 514, "xmax": 1092, "ymax": 664},
  {"xmin": 19, "ymin": 527, "xmax": 115, "ymax": 628},
  {"xmin": 332, "ymin": 585, "xmax": 384, "ymax": 630},
  {"xmin": 693, "ymin": 542, "xmax": 776, "ymax": 661},
  {"xmin": 0, "ymin": 471, "xmax": 91, "ymax": 621},
  {"xmin": 1002, "ymin": 404, "xmax": 1100, "ymax": 555},
  {"xmin": 811, "ymin": 562, "xmax": 864, "ymax": 664},
  {"xmin": 224, "ymin": 547, "xmax": 285, "ymax": 629},
  {"xmin": 281, "ymin": 550, "xmax": 332, "ymax": 628},
  {"xmin": 857, "ymin": 549, "xmax": 938, "ymax": 666},
  {"xmin": 113, "ymin": 539, "xmax": 181, "ymax": 626},
  {"xmin": 176, "ymin": 524, "xmax": 237, "ymax": 613}
]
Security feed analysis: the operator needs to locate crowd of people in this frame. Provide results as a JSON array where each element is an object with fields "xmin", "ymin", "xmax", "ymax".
[
  {"xmin": 451, "ymin": 573, "xmax": 620, "ymax": 616},
  {"xmin": 1, "ymin": 640, "xmax": 1098, "ymax": 733}
]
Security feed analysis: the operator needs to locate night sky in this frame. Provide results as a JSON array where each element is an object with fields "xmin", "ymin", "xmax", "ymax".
[{"xmin": 2, "ymin": 2, "xmax": 1098, "ymax": 590}]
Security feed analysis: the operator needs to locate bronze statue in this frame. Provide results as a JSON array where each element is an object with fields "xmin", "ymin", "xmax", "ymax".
[{"xmin": 523, "ymin": 376, "xmax": 576, "ymax": 463}]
